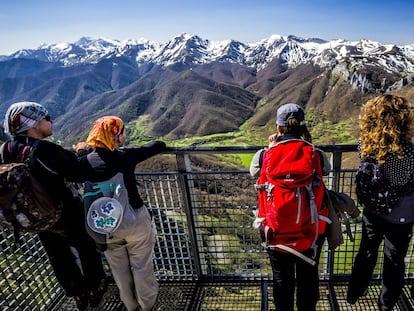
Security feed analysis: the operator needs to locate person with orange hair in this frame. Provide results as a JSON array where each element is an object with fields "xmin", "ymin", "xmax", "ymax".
[{"xmin": 75, "ymin": 116, "xmax": 166, "ymax": 311}]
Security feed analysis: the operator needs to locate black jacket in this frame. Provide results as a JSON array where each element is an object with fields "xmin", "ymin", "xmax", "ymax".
[{"xmin": 78, "ymin": 141, "xmax": 166, "ymax": 209}]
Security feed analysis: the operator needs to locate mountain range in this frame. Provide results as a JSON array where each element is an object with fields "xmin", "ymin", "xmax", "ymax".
[{"xmin": 1, "ymin": 33, "xmax": 413, "ymax": 145}]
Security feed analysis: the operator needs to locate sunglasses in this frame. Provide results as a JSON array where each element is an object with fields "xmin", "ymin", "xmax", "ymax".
[{"xmin": 43, "ymin": 115, "xmax": 52, "ymax": 122}]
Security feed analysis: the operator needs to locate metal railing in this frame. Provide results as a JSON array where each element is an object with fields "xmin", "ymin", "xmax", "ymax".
[{"xmin": 1, "ymin": 144, "xmax": 414, "ymax": 310}]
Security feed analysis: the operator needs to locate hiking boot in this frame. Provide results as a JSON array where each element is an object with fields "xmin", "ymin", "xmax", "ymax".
[
  {"xmin": 346, "ymin": 294, "xmax": 358, "ymax": 305},
  {"xmin": 74, "ymin": 293, "xmax": 89, "ymax": 311},
  {"xmin": 89, "ymin": 276, "xmax": 110, "ymax": 307},
  {"xmin": 346, "ymin": 288, "xmax": 368, "ymax": 305}
]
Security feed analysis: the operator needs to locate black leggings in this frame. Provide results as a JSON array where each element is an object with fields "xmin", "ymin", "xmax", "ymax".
[
  {"xmin": 267, "ymin": 236, "xmax": 324, "ymax": 311},
  {"xmin": 347, "ymin": 212, "xmax": 413, "ymax": 309},
  {"xmin": 38, "ymin": 198, "xmax": 105, "ymax": 297}
]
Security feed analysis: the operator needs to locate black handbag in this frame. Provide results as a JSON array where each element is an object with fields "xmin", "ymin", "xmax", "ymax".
[{"xmin": 381, "ymin": 194, "xmax": 414, "ymax": 224}]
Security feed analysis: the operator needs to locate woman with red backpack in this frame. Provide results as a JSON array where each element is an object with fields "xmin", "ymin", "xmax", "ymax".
[{"xmin": 250, "ymin": 103, "xmax": 331, "ymax": 311}]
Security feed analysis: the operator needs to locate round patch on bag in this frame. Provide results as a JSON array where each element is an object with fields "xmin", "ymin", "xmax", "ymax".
[{"xmin": 87, "ymin": 197, "xmax": 123, "ymax": 234}]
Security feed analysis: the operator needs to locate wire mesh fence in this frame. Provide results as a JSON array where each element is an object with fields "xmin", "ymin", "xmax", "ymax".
[{"xmin": 1, "ymin": 144, "xmax": 414, "ymax": 310}]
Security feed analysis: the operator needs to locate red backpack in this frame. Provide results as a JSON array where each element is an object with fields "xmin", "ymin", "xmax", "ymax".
[{"xmin": 255, "ymin": 139, "xmax": 329, "ymax": 261}]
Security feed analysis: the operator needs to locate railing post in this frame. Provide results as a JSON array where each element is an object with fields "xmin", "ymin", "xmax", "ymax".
[
  {"xmin": 327, "ymin": 149, "xmax": 343, "ymax": 280},
  {"xmin": 175, "ymin": 153, "xmax": 203, "ymax": 279},
  {"xmin": 331, "ymin": 149, "xmax": 342, "ymax": 192}
]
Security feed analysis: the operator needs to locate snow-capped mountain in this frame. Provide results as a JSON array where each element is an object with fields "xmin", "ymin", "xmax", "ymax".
[
  {"xmin": 2, "ymin": 33, "xmax": 414, "ymax": 75},
  {"xmin": 1, "ymin": 33, "xmax": 414, "ymax": 145}
]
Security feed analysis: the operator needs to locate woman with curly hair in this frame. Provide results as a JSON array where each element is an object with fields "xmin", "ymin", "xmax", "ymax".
[{"xmin": 347, "ymin": 94, "xmax": 414, "ymax": 310}]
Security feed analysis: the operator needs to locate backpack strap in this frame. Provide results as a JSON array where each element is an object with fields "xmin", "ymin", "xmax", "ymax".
[
  {"xmin": 268, "ymin": 244, "xmax": 317, "ymax": 266},
  {"xmin": 23, "ymin": 140, "xmax": 40, "ymax": 166},
  {"xmin": 258, "ymin": 148, "xmax": 265, "ymax": 168},
  {"xmin": 6, "ymin": 139, "xmax": 39, "ymax": 163},
  {"xmin": 0, "ymin": 140, "xmax": 12, "ymax": 163},
  {"xmin": 82, "ymin": 180, "xmax": 127, "ymax": 199},
  {"xmin": 9, "ymin": 139, "xmax": 59, "ymax": 176}
]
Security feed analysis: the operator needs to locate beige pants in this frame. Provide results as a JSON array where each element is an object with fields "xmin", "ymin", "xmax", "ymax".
[{"xmin": 105, "ymin": 206, "xmax": 158, "ymax": 311}]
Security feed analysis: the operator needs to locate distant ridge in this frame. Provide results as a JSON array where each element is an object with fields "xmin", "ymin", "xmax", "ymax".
[
  {"xmin": 2, "ymin": 33, "xmax": 414, "ymax": 74},
  {"xmin": 0, "ymin": 33, "xmax": 413, "ymax": 145}
]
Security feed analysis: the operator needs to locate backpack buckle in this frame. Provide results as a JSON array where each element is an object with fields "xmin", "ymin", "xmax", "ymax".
[
  {"xmin": 254, "ymin": 183, "xmax": 267, "ymax": 191},
  {"xmin": 254, "ymin": 183, "xmax": 274, "ymax": 199},
  {"xmin": 266, "ymin": 183, "xmax": 274, "ymax": 200}
]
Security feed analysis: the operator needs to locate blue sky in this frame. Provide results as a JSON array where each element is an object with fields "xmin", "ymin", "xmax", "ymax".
[{"xmin": 1, "ymin": 0, "xmax": 413, "ymax": 55}]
